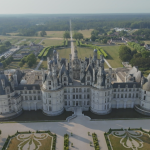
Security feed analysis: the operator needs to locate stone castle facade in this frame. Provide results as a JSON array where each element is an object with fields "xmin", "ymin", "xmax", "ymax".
[{"xmin": 0, "ymin": 48, "xmax": 150, "ymax": 119}]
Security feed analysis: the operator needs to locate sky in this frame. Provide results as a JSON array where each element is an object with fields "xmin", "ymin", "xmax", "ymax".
[{"xmin": 0, "ymin": 0, "xmax": 150, "ymax": 14}]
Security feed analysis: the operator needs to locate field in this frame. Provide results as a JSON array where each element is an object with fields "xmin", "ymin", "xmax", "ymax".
[
  {"xmin": 108, "ymin": 129, "xmax": 150, "ymax": 150},
  {"xmin": 102, "ymin": 46, "xmax": 123, "ymax": 68},
  {"xmin": 144, "ymin": 41, "xmax": 150, "ymax": 44},
  {"xmin": 38, "ymin": 31, "xmax": 65, "ymax": 38},
  {"xmin": 42, "ymin": 39, "xmax": 63, "ymax": 47},
  {"xmin": 78, "ymin": 29, "xmax": 93, "ymax": 38},
  {"xmin": 7, "ymin": 133, "xmax": 52, "ymax": 150}
]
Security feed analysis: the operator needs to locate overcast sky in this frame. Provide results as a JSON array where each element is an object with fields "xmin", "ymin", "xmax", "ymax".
[{"xmin": 0, "ymin": 0, "xmax": 150, "ymax": 14}]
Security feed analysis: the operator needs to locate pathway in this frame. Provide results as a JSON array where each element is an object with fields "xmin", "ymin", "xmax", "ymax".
[
  {"xmin": 70, "ymin": 20, "xmax": 74, "ymax": 58},
  {"xmin": 104, "ymin": 58, "xmax": 112, "ymax": 68}
]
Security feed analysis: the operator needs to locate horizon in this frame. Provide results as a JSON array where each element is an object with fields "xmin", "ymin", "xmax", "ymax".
[{"xmin": 0, "ymin": 0, "xmax": 150, "ymax": 14}]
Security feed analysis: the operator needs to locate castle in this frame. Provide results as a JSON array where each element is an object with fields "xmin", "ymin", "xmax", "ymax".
[{"xmin": 0, "ymin": 48, "xmax": 150, "ymax": 119}]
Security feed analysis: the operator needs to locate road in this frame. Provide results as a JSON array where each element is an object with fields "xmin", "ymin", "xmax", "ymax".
[
  {"xmin": 104, "ymin": 58, "xmax": 112, "ymax": 68},
  {"xmin": 70, "ymin": 20, "xmax": 74, "ymax": 58}
]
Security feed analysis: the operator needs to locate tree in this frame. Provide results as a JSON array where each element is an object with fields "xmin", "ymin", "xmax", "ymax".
[
  {"xmin": 4, "ymin": 41, "xmax": 11, "ymax": 47},
  {"xmin": 19, "ymin": 62, "xmax": 23, "ymax": 67},
  {"xmin": 101, "ymin": 39, "xmax": 107, "ymax": 44},
  {"xmin": 119, "ymin": 45, "xmax": 132, "ymax": 61},
  {"xmin": 73, "ymin": 32, "xmax": 83, "ymax": 40},
  {"xmin": 63, "ymin": 31, "xmax": 70, "ymax": 39},
  {"xmin": 40, "ymin": 31, "xmax": 47, "ymax": 37},
  {"xmin": 141, "ymin": 51, "xmax": 150, "ymax": 58},
  {"xmin": 91, "ymin": 35, "xmax": 96, "ymax": 41}
]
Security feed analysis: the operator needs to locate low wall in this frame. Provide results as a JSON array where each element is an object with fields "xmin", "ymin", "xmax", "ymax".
[{"xmin": 134, "ymin": 105, "xmax": 150, "ymax": 116}]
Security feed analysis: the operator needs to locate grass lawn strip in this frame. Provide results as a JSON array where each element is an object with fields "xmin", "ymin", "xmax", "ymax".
[{"xmin": 64, "ymin": 134, "xmax": 69, "ymax": 150}]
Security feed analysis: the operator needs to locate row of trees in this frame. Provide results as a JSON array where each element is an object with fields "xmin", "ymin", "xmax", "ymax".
[{"xmin": 19, "ymin": 53, "xmax": 37, "ymax": 67}]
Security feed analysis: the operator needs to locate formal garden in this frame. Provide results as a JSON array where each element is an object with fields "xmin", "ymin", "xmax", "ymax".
[
  {"xmin": 2, "ymin": 130, "xmax": 56, "ymax": 150},
  {"xmin": 104, "ymin": 128, "xmax": 150, "ymax": 150}
]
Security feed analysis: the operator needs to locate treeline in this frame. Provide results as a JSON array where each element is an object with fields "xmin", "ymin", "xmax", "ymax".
[
  {"xmin": 0, "ymin": 15, "xmax": 70, "ymax": 35},
  {"xmin": 128, "ymin": 42, "xmax": 146, "ymax": 52},
  {"xmin": 119, "ymin": 45, "xmax": 150, "ymax": 71},
  {"xmin": 76, "ymin": 40, "xmax": 108, "ymax": 58}
]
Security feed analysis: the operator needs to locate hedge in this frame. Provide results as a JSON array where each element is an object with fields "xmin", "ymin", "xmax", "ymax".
[
  {"xmin": 92, "ymin": 133, "xmax": 100, "ymax": 150},
  {"xmin": 38, "ymin": 47, "xmax": 47, "ymax": 59},
  {"xmin": 64, "ymin": 134, "xmax": 69, "ymax": 150},
  {"xmin": 2, "ymin": 130, "xmax": 56, "ymax": 150}
]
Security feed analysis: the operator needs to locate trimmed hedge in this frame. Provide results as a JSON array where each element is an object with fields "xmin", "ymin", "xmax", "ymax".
[
  {"xmin": 2, "ymin": 130, "xmax": 57, "ymax": 150},
  {"xmin": 38, "ymin": 47, "xmax": 47, "ymax": 59},
  {"xmin": 64, "ymin": 134, "xmax": 69, "ymax": 150},
  {"xmin": 92, "ymin": 133, "xmax": 100, "ymax": 150}
]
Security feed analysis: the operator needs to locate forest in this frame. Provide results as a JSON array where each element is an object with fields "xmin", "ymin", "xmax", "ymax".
[{"xmin": 1, "ymin": 14, "xmax": 150, "ymax": 36}]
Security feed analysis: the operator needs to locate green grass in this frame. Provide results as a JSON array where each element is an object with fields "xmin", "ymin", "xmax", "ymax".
[
  {"xmin": 39, "ymin": 60, "xmax": 47, "ymax": 70},
  {"xmin": 56, "ymin": 47, "xmax": 71, "ymax": 60},
  {"xmin": 38, "ymin": 31, "xmax": 65, "ymax": 38},
  {"xmin": 102, "ymin": 46, "xmax": 123, "ymax": 68},
  {"xmin": 42, "ymin": 39, "xmax": 63, "ymax": 47},
  {"xmin": 144, "ymin": 41, "xmax": 150, "ymax": 44},
  {"xmin": 78, "ymin": 29, "xmax": 93, "ymax": 38},
  {"xmin": 109, "ymin": 134, "xmax": 132, "ymax": 150}
]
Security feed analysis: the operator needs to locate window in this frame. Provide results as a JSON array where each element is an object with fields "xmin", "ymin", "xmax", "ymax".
[
  {"xmin": 48, "ymin": 81, "xmax": 51, "ymax": 85},
  {"xmin": 49, "ymin": 101, "xmax": 51, "ymax": 104},
  {"xmin": 113, "ymin": 94, "xmax": 116, "ymax": 98},
  {"xmin": 34, "ymin": 96, "xmax": 36, "ymax": 100},
  {"xmin": 129, "ymin": 94, "xmax": 131, "ymax": 98},
  {"xmin": 64, "ymin": 83, "xmax": 66, "ymax": 86},
  {"xmin": 73, "ymin": 95, "xmax": 75, "ymax": 99},
  {"xmin": 73, "ymin": 88, "xmax": 75, "ymax": 92},
  {"xmin": 114, "ymin": 89, "xmax": 116, "ymax": 92},
  {"xmin": 64, "ymin": 95, "xmax": 67, "ymax": 99},
  {"xmin": 87, "ymin": 77, "xmax": 90, "ymax": 81},
  {"xmin": 64, "ymin": 77, "xmax": 66, "ymax": 81},
  {"xmin": 79, "ymin": 88, "xmax": 82, "ymax": 92},
  {"xmin": 125, "ymin": 94, "xmax": 127, "ymax": 98},
  {"xmin": 136, "ymin": 93, "xmax": 138, "ymax": 98},
  {"xmin": 117, "ymin": 94, "xmax": 119, "ymax": 98},
  {"xmin": 144, "ymin": 96, "xmax": 146, "ymax": 100},
  {"xmin": 121, "ymin": 94, "xmax": 123, "ymax": 98},
  {"xmin": 84, "ymin": 88, "xmax": 86, "ymax": 92},
  {"xmin": 76, "ymin": 95, "xmax": 78, "ymax": 99},
  {"xmin": 107, "ymin": 79, "xmax": 109, "ymax": 83},
  {"xmin": 64, "ymin": 89, "xmax": 67, "ymax": 93},
  {"xmin": 87, "ymin": 94, "xmax": 90, "ymax": 99},
  {"xmin": 76, "ymin": 88, "xmax": 78, "ymax": 92},
  {"xmin": 144, "ymin": 91, "xmax": 146, "ymax": 94},
  {"xmin": 87, "ymin": 88, "xmax": 90, "ymax": 92},
  {"xmin": 65, "ymin": 101, "xmax": 67, "ymax": 106},
  {"xmin": 68, "ymin": 95, "xmax": 70, "ymax": 99},
  {"xmin": 79, "ymin": 95, "xmax": 82, "ymax": 99},
  {"xmin": 84, "ymin": 95, "xmax": 86, "ymax": 99},
  {"xmin": 87, "ymin": 101, "xmax": 89, "ymax": 105}
]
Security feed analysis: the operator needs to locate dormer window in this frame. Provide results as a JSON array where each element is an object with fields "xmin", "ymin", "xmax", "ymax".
[
  {"xmin": 107, "ymin": 79, "xmax": 109, "ymax": 83},
  {"xmin": 64, "ymin": 77, "xmax": 67, "ymax": 81},
  {"xmin": 87, "ymin": 77, "xmax": 90, "ymax": 81},
  {"xmin": 48, "ymin": 81, "xmax": 51, "ymax": 85},
  {"xmin": 126, "ymin": 84, "xmax": 128, "ymax": 88}
]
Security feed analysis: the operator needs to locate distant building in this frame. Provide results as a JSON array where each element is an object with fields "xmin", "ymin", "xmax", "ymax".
[{"xmin": 144, "ymin": 44, "xmax": 150, "ymax": 50}]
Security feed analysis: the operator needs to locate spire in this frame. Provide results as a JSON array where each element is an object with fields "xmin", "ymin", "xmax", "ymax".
[{"xmin": 74, "ymin": 46, "xmax": 78, "ymax": 60}]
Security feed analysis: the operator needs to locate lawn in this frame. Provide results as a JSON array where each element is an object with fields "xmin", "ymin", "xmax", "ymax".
[
  {"xmin": 38, "ymin": 31, "xmax": 65, "ymax": 38},
  {"xmin": 102, "ymin": 46, "xmax": 123, "ymax": 68},
  {"xmin": 7, "ymin": 133, "xmax": 52, "ymax": 150},
  {"xmin": 78, "ymin": 29, "xmax": 93, "ymax": 38},
  {"xmin": 42, "ymin": 39, "xmax": 63, "ymax": 47},
  {"xmin": 109, "ymin": 134, "xmax": 131, "ymax": 150},
  {"xmin": 39, "ymin": 60, "xmax": 47, "ymax": 70},
  {"xmin": 144, "ymin": 41, "xmax": 150, "ymax": 44},
  {"xmin": 56, "ymin": 47, "xmax": 71, "ymax": 60},
  {"xmin": 108, "ymin": 130, "xmax": 150, "ymax": 150}
]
